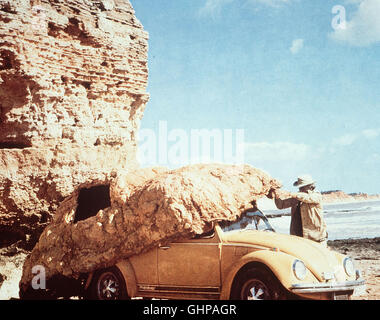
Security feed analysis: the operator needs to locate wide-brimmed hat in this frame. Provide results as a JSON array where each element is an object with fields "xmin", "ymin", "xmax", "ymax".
[{"xmin": 293, "ymin": 174, "xmax": 315, "ymax": 188}]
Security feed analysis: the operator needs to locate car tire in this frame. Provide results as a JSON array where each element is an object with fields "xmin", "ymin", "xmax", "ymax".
[
  {"xmin": 231, "ymin": 267, "xmax": 284, "ymax": 300},
  {"xmin": 87, "ymin": 266, "xmax": 129, "ymax": 300}
]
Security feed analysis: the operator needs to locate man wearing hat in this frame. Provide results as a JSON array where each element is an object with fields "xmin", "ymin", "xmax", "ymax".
[{"xmin": 268, "ymin": 175, "xmax": 328, "ymax": 246}]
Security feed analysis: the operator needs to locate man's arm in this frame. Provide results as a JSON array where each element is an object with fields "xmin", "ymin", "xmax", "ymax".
[
  {"xmin": 290, "ymin": 192, "xmax": 322, "ymax": 204},
  {"xmin": 274, "ymin": 196, "xmax": 298, "ymax": 209},
  {"xmin": 268, "ymin": 189, "xmax": 298, "ymax": 209}
]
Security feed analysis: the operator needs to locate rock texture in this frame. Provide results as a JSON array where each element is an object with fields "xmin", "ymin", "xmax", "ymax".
[
  {"xmin": 0, "ymin": 0, "xmax": 149, "ymax": 248},
  {"xmin": 19, "ymin": 163, "xmax": 281, "ymax": 291}
]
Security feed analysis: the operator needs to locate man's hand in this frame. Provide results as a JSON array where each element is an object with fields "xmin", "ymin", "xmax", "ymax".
[{"xmin": 267, "ymin": 188, "xmax": 277, "ymax": 199}]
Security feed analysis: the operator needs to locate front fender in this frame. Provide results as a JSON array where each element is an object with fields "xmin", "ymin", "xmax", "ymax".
[{"xmin": 220, "ymin": 250, "xmax": 317, "ymax": 299}]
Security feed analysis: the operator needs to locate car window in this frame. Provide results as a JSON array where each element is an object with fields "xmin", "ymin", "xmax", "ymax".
[
  {"xmin": 193, "ymin": 228, "xmax": 215, "ymax": 239},
  {"xmin": 192, "ymin": 222, "xmax": 215, "ymax": 239},
  {"xmin": 220, "ymin": 211, "xmax": 275, "ymax": 233},
  {"xmin": 254, "ymin": 216, "xmax": 269, "ymax": 231}
]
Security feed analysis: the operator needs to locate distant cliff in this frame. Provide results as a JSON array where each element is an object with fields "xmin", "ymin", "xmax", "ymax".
[{"xmin": 322, "ymin": 190, "xmax": 380, "ymax": 204}]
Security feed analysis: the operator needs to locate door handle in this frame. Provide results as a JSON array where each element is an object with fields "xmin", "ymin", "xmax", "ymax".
[{"xmin": 159, "ymin": 245, "xmax": 171, "ymax": 250}]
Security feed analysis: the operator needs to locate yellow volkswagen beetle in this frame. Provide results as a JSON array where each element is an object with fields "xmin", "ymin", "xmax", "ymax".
[{"xmin": 85, "ymin": 210, "xmax": 365, "ymax": 300}]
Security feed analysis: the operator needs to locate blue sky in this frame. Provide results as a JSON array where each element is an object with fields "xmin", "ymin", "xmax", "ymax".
[{"xmin": 133, "ymin": 0, "xmax": 380, "ymax": 194}]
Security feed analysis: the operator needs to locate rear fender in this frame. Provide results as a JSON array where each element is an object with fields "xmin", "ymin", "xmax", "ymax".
[
  {"xmin": 116, "ymin": 260, "xmax": 138, "ymax": 297},
  {"xmin": 85, "ymin": 260, "xmax": 138, "ymax": 297}
]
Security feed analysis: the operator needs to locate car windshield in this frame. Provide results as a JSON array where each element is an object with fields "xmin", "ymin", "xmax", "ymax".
[{"xmin": 220, "ymin": 211, "xmax": 275, "ymax": 233}]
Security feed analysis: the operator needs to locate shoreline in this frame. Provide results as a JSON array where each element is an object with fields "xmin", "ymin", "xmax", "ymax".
[{"xmin": 323, "ymin": 198, "xmax": 380, "ymax": 205}]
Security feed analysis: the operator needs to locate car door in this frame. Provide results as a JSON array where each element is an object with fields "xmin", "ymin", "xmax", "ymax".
[
  {"xmin": 157, "ymin": 229, "xmax": 221, "ymax": 289},
  {"xmin": 129, "ymin": 247, "xmax": 158, "ymax": 286}
]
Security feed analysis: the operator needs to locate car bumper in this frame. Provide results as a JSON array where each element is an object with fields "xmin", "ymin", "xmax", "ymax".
[{"xmin": 290, "ymin": 278, "xmax": 365, "ymax": 294}]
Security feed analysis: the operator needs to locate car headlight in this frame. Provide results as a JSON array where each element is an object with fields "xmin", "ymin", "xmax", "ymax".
[
  {"xmin": 292, "ymin": 259, "xmax": 307, "ymax": 280},
  {"xmin": 343, "ymin": 257, "xmax": 355, "ymax": 276}
]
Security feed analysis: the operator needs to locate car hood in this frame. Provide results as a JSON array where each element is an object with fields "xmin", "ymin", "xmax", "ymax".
[{"xmin": 222, "ymin": 229, "xmax": 341, "ymax": 280}]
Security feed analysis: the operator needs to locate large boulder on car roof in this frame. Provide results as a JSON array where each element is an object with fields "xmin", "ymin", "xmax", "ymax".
[{"xmin": 19, "ymin": 163, "xmax": 281, "ymax": 292}]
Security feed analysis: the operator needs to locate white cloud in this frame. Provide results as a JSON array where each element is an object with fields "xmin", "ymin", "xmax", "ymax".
[
  {"xmin": 243, "ymin": 141, "xmax": 319, "ymax": 190},
  {"xmin": 290, "ymin": 38, "xmax": 304, "ymax": 54},
  {"xmin": 329, "ymin": 0, "xmax": 380, "ymax": 46},
  {"xmin": 198, "ymin": 0, "xmax": 234, "ymax": 17},
  {"xmin": 332, "ymin": 128, "xmax": 379, "ymax": 148},
  {"xmin": 332, "ymin": 133, "xmax": 358, "ymax": 146},
  {"xmin": 244, "ymin": 141, "xmax": 312, "ymax": 162},
  {"xmin": 248, "ymin": 0, "xmax": 293, "ymax": 7},
  {"xmin": 199, "ymin": 0, "xmax": 293, "ymax": 16},
  {"xmin": 362, "ymin": 128, "xmax": 380, "ymax": 139}
]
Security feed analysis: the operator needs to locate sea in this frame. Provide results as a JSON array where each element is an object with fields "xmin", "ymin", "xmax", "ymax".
[{"xmin": 263, "ymin": 200, "xmax": 380, "ymax": 240}]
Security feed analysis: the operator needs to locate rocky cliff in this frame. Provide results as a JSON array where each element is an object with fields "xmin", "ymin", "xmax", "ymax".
[
  {"xmin": 322, "ymin": 191, "xmax": 380, "ymax": 204},
  {"xmin": 0, "ymin": 0, "xmax": 149, "ymax": 249}
]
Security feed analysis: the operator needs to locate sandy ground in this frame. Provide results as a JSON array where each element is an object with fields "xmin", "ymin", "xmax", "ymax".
[
  {"xmin": 327, "ymin": 238, "xmax": 380, "ymax": 300},
  {"xmin": 0, "ymin": 238, "xmax": 379, "ymax": 300}
]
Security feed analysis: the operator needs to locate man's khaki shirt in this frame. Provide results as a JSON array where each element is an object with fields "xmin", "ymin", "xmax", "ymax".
[{"xmin": 274, "ymin": 190, "xmax": 327, "ymax": 243}]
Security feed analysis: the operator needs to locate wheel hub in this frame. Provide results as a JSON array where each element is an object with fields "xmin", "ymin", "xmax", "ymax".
[
  {"xmin": 242, "ymin": 279, "xmax": 270, "ymax": 300},
  {"xmin": 98, "ymin": 273, "xmax": 120, "ymax": 300}
]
